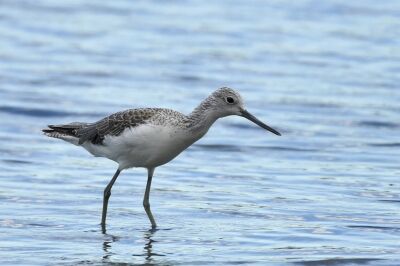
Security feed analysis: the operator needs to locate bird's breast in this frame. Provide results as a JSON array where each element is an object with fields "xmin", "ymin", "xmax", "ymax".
[{"xmin": 104, "ymin": 124, "xmax": 198, "ymax": 169}]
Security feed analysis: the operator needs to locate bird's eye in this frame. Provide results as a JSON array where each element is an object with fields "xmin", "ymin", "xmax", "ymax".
[{"xmin": 226, "ymin": 96, "xmax": 235, "ymax": 104}]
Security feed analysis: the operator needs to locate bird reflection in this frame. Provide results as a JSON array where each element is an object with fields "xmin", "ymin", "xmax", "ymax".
[
  {"xmin": 101, "ymin": 226, "xmax": 161, "ymax": 264},
  {"xmin": 102, "ymin": 231, "xmax": 120, "ymax": 262},
  {"xmin": 143, "ymin": 228, "xmax": 158, "ymax": 263}
]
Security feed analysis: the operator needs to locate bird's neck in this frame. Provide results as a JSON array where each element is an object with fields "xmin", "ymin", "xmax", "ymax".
[{"xmin": 187, "ymin": 99, "xmax": 219, "ymax": 136}]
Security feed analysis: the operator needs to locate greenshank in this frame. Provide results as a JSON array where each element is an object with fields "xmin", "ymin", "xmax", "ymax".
[{"xmin": 43, "ymin": 87, "xmax": 281, "ymax": 229}]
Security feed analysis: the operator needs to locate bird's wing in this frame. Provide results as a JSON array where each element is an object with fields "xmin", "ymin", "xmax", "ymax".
[{"xmin": 76, "ymin": 108, "xmax": 158, "ymax": 145}]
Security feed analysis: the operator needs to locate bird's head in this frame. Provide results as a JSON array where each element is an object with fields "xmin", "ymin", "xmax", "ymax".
[{"xmin": 208, "ymin": 87, "xmax": 281, "ymax": 136}]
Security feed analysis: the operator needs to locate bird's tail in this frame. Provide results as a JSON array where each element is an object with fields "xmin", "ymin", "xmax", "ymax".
[{"xmin": 42, "ymin": 123, "xmax": 86, "ymax": 145}]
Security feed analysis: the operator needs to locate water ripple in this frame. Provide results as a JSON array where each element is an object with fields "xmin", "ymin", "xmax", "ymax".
[
  {"xmin": 358, "ymin": 121, "xmax": 400, "ymax": 129},
  {"xmin": 1, "ymin": 0, "xmax": 400, "ymax": 265},
  {"xmin": 194, "ymin": 144, "xmax": 319, "ymax": 152},
  {"xmin": 0, "ymin": 105, "xmax": 101, "ymax": 118},
  {"xmin": 294, "ymin": 258, "xmax": 384, "ymax": 266}
]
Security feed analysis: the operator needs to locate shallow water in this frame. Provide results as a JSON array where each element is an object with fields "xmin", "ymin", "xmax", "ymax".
[{"xmin": 1, "ymin": 0, "xmax": 399, "ymax": 265}]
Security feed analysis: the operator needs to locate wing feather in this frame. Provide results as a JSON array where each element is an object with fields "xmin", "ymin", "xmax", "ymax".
[{"xmin": 76, "ymin": 108, "xmax": 158, "ymax": 145}]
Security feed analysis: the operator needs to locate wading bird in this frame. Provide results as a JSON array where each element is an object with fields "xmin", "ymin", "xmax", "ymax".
[{"xmin": 43, "ymin": 87, "xmax": 281, "ymax": 229}]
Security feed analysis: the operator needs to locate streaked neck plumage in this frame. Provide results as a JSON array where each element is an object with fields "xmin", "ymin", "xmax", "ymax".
[{"xmin": 187, "ymin": 96, "xmax": 220, "ymax": 137}]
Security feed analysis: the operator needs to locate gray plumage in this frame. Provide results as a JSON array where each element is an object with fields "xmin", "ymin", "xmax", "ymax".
[
  {"xmin": 42, "ymin": 87, "xmax": 281, "ymax": 229},
  {"xmin": 42, "ymin": 88, "xmax": 244, "ymax": 145},
  {"xmin": 43, "ymin": 108, "xmax": 185, "ymax": 145}
]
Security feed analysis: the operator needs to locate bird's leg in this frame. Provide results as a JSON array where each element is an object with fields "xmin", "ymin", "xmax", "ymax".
[
  {"xmin": 143, "ymin": 168, "xmax": 157, "ymax": 228},
  {"xmin": 101, "ymin": 169, "xmax": 121, "ymax": 228}
]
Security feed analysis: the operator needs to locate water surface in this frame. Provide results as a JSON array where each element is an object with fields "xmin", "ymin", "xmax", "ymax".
[{"xmin": 0, "ymin": 0, "xmax": 399, "ymax": 265}]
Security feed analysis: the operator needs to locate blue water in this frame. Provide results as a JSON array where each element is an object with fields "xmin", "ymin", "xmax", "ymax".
[{"xmin": 1, "ymin": 1, "xmax": 399, "ymax": 265}]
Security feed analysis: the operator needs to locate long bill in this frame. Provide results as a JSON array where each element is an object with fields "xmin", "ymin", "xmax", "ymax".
[{"xmin": 240, "ymin": 109, "xmax": 281, "ymax": 136}]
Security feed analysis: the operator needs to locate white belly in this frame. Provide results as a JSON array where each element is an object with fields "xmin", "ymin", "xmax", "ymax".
[{"xmin": 82, "ymin": 124, "xmax": 199, "ymax": 170}]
